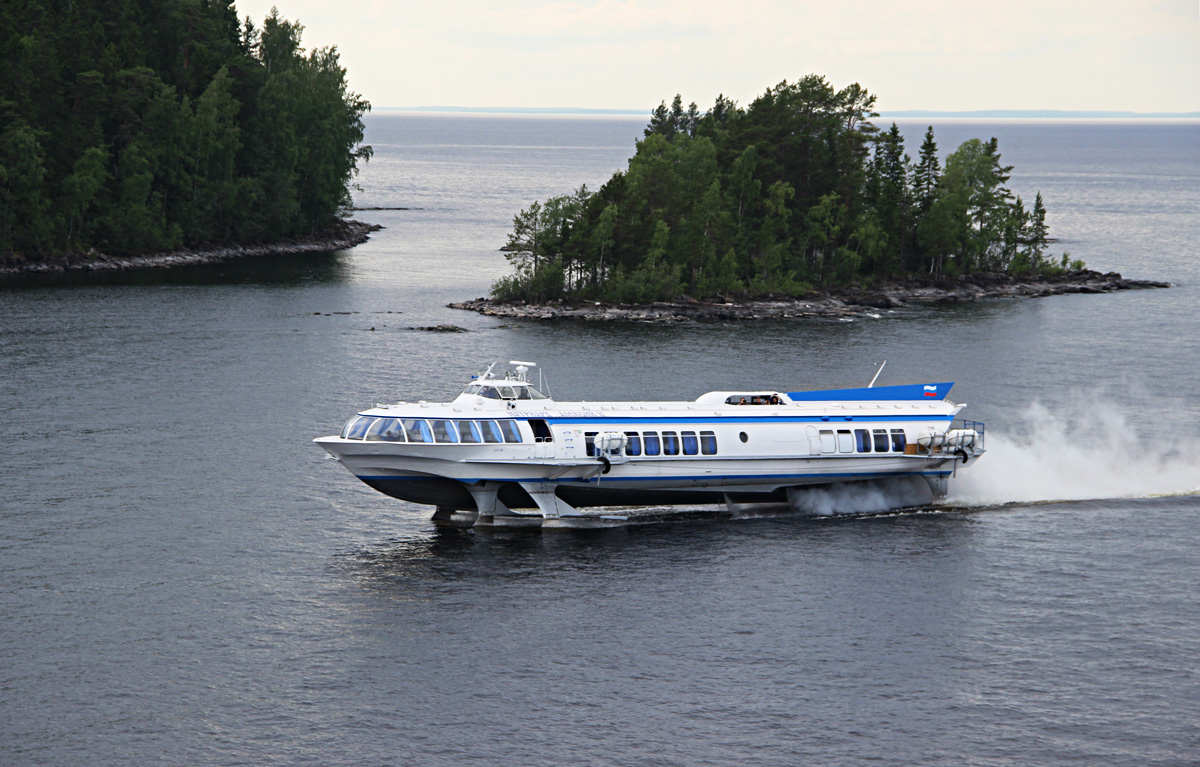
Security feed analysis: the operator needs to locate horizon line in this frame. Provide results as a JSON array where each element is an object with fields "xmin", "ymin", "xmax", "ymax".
[{"xmin": 376, "ymin": 105, "xmax": 1200, "ymax": 119}]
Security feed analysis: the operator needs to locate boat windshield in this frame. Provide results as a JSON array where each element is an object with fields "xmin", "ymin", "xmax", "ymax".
[{"xmin": 466, "ymin": 383, "xmax": 548, "ymax": 400}]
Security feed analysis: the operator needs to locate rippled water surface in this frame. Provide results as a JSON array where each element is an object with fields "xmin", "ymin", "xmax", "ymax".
[{"xmin": 2, "ymin": 115, "xmax": 1198, "ymax": 766}]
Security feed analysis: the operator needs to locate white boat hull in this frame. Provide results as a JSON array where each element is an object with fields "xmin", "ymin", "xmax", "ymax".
[{"xmin": 314, "ymin": 362, "xmax": 986, "ymax": 527}]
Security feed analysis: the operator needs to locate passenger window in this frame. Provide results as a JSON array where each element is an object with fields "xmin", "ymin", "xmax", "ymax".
[
  {"xmin": 343, "ymin": 416, "xmax": 373, "ymax": 439},
  {"xmin": 624, "ymin": 432, "xmax": 642, "ymax": 456},
  {"xmin": 430, "ymin": 420, "xmax": 458, "ymax": 443},
  {"xmin": 820, "ymin": 429, "xmax": 836, "ymax": 453},
  {"xmin": 891, "ymin": 428, "xmax": 907, "ymax": 452},
  {"xmin": 644, "ymin": 432, "xmax": 661, "ymax": 456},
  {"xmin": 855, "ymin": 429, "xmax": 871, "ymax": 452},
  {"xmin": 481, "ymin": 420, "xmax": 504, "ymax": 443},
  {"xmin": 681, "ymin": 431, "xmax": 698, "ymax": 455},
  {"xmin": 663, "ymin": 431, "xmax": 680, "ymax": 456},
  {"xmin": 363, "ymin": 419, "xmax": 387, "ymax": 441},
  {"xmin": 366, "ymin": 418, "xmax": 404, "ymax": 442},
  {"xmin": 499, "ymin": 420, "xmax": 522, "ymax": 443},
  {"xmin": 402, "ymin": 419, "xmax": 432, "ymax": 443},
  {"xmin": 837, "ymin": 429, "xmax": 853, "ymax": 453},
  {"xmin": 700, "ymin": 431, "xmax": 717, "ymax": 455},
  {"xmin": 460, "ymin": 420, "xmax": 483, "ymax": 444},
  {"xmin": 873, "ymin": 429, "xmax": 889, "ymax": 452}
]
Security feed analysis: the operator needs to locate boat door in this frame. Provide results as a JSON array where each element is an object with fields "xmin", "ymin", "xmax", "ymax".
[
  {"xmin": 529, "ymin": 419, "xmax": 556, "ymax": 459},
  {"xmin": 807, "ymin": 426, "xmax": 823, "ymax": 454}
]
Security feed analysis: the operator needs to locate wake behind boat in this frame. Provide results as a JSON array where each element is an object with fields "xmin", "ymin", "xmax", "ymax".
[{"xmin": 314, "ymin": 362, "xmax": 985, "ymax": 528}]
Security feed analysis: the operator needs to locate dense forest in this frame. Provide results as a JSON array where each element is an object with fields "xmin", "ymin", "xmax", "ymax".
[
  {"xmin": 495, "ymin": 76, "xmax": 1082, "ymax": 304},
  {"xmin": 0, "ymin": 0, "xmax": 370, "ymax": 263}
]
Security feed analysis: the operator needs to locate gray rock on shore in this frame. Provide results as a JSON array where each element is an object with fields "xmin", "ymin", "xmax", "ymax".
[
  {"xmin": 0, "ymin": 220, "xmax": 382, "ymax": 279},
  {"xmin": 449, "ymin": 270, "xmax": 1171, "ymax": 323}
]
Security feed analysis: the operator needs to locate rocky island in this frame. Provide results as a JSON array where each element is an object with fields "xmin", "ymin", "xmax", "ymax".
[
  {"xmin": 451, "ymin": 270, "xmax": 1170, "ymax": 323},
  {"xmin": 476, "ymin": 77, "xmax": 1171, "ymax": 322}
]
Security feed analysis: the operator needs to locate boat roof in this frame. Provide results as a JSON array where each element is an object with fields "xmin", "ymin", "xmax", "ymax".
[{"xmin": 787, "ymin": 382, "xmax": 954, "ymax": 401}]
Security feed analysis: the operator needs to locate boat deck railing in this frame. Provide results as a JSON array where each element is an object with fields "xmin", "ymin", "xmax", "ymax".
[{"xmin": 955, "ymin": 419, "xmax": 986, "ymax": 451}]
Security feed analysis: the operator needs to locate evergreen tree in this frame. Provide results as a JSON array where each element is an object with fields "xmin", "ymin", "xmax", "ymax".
[
  {"xmin": 491, "ymin": 76, "xmax": 1074, "ymax": 302},
  {"xmin": 912, "ymin": 126, "xmax": 940, "ymax": 217},
  {"xmin": 0, "ymin": 3, "xmax": 370, "ymax": 263}
]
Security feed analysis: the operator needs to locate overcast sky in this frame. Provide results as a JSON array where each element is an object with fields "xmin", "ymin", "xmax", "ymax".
[{"xmin": 232, "ymin": 0, "xmax": 1200, "ymax": 113}]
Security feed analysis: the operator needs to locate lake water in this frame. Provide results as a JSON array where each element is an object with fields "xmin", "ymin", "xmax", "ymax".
[{"xmin": 2, "ymin": 114, "xmax": 1198, "ymax": 766}]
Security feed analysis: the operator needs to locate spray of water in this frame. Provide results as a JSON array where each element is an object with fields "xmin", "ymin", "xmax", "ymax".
[
  {"xmin": 786, "ymin": 476, "xmax": 934, "ymax": 516},
  {"xmin": 949, "ymin": 400, "xmax": 1200, "ymax": 507}
]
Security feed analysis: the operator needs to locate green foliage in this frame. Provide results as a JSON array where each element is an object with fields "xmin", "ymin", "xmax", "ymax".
[
  {"xmin": 492, "ymin": 76, "xmax": 1081, "ymax": 303},
  {"xmin": 0, "ymin": 2, "xmax": 370, "ymax": 262}
]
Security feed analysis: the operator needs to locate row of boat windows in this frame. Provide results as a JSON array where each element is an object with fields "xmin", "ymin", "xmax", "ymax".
[
  {"xmin": 821, "ymin": 428, "xmax": 908, "ymax": 454},
  {"xmin": 342, "ymin": 419, "xmax": 908, "ymax": 455},
  {"xmin": 342, "ymin": 416, "xmax": 524, "ymax": 444},
  {"xmin": 587, "ymin": 431, "xmax": 719, "ymax": 457}
]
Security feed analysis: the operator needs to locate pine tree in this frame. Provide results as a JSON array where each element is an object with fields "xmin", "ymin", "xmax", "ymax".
[{"xmin": 912, "ymin": 126, "xmax": 940, "ymax": 217}]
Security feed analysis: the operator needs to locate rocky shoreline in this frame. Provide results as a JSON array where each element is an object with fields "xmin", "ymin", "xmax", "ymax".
[
  {"xmin": 450, "ymin": 270, "xmax": 1171, "ymax": 322},
  {"xmin": 0, "ymin": 219, "xmax": 382, "ymax": 281}
]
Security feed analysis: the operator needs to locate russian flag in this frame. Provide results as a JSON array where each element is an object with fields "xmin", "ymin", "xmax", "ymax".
[{"xmin": 923, "ymin": 385, "xmax": 938, "ymax": 397}]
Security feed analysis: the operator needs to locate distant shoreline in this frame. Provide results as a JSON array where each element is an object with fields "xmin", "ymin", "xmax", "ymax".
[
  {"xmin": 377, "ymin": 107, "xmax": 1200, "ymax": 120},
  {"xmin": 0, "ymin": 219, "xmax": 382, "ymax": 281},
  {"xmin": 450, "ymin": 271, "xmax": 1171, "ymax": 323}
]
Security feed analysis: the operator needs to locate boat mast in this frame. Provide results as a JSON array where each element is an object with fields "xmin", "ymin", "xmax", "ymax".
[{"xmin": 868, "ymin": 360, "xmax": 887, "ymax": 388}]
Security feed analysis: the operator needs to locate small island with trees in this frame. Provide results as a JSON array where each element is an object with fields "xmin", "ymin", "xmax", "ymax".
[
  {"xmin": 0, "ymin": 1, "xmax": 373, "ymax": 277},
  {"xmin": 455, "ymin": 76, "xmax": 1166, "ymax": 322}
]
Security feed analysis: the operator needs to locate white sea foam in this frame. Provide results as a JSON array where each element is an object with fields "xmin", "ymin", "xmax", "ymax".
[
  {"xmin": 948, "ymin": 400, "xmax": 1200, "ymax": 507},
  {"xmin": 786, "ymin": 476, "xmax": 934, "ymax": 516}
]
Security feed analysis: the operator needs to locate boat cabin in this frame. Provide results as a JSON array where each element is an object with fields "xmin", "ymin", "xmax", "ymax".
[{"xmin": 462, "ymin": 381, "xmax": 549, "ymax": 401}]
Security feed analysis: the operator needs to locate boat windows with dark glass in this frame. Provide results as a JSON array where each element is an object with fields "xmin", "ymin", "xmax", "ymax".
[
  {"xmin": 403, "ymin": 419, "xmax": 433, "ymax": 443},
  {"xmin": 464, "ymin": 384, "xmax": 482, "ymax": 395},
  {"xmin": 837, "ymin": 429, "xmax": 854, "ymax": 453},
  {"xmin": 681, "ymin": 431, "xmax": 699, "ymax": 455},
  {"xmin": 478, "ymin": 386, "xmax": 501, "ymax": 399},
  {"xmin": 460, "ymin": 420, "xmax": 484, "ymax": 444},
  {"xmin": 499, "ymin": 420, "xmax": 523, "ymax": 443},
  {"xmin": 481, "ymin": 420, "xmax": 504, "ymax": 443},
  {"xmin": 644, "ymin": 432, "xmax": 661, "ymax": 456},
  {"xmin": 515, "ymin": 387, "xmax": 532, "ymax": 400},
  {"xmin": 890, "ymin": 428, "xmax": 907, "ymax": 452},
  {"xmin": 873, "ymin": 429, "xmax": 890, "ymax": 452},
  {"xmin": 662, "ymin": 431, "xmax": 680, "ymax": 456},
  {"xmin": 700, "ymin": 431, "xmax": 717, "ymax": 455},
  {"xmin": 624, "ymin": 432, "xmax": 642, "ymax": 456},
  {"xmin": 343, "ymin": 416, "xmax": 373, "ymax": 439},
  {"xmin": 498, "ymin": 386, "xmax": 516, "ymax": 399},
  {"xmin": 855, "ymin": 428, "xmax": 872, "ymax": 453},
  {"xmin": 430, "ymin": 420, "xmax": 458, "ymax": 443},
  {"xmin": 585, "ymin": 431, "xmax": 598, "ymax": 456}
]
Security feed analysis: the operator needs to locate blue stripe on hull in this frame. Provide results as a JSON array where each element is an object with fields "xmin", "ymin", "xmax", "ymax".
[
  {"xmin": 787, "ymin": 382, "xmax": 954, "ymax": 401},
  {"xmin": 541, "ymin": 414, "xmax": 955, "ymax": 425}
]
